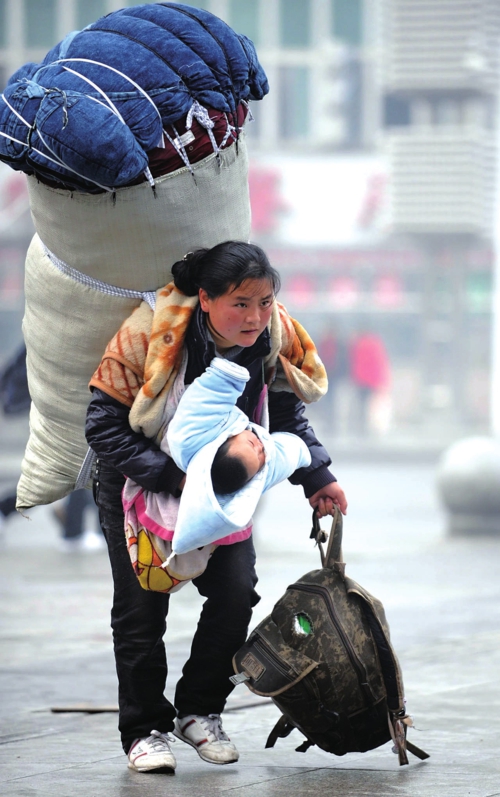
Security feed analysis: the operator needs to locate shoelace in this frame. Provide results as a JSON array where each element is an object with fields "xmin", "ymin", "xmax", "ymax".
[
  {"xmin": 200, "ymin": 714, "xmax": 230, "ymax": 742},
  {"xmin": 147, "ymin": 730, "xmax": 176, "ymax": 750}
]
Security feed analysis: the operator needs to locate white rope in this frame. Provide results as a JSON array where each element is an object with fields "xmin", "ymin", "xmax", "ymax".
[
  {"xmin": 144, "ymin": 165, "xmax": 155, "ymax": 189},
  {"xmin": 23, "ymin": 60, "xmax": 160, "ymax": 187},
  {"xmin": 186, "ymin": 99, "xmax": 220, "ymax": 160},
  {"xmin": 220, "ymin": 112, "xmax": 239, "ymax": 148},
  {"xmin": 46, "ymin": 235, "xmax": 157, "ymax": 490},
  {"xmin": 60, "ymin": 65, "xmax": 126, "ymax": 123},
  {"xmin": 51, "ymin": 58, "xmax": 162, "ymax": 124},
  {"xmin": 75, "ymin": 447, "xmax": 97, "ymax": 490},
  {"xmin": 163, "ymin": 124, "xmax": 195, "ymax": 177},
  {"xmin": 1, "ymin": 92, "xmax": 32, "ymax": 127},
  {"xmin": 59, "ymin": 64, "xmax": 158, "ymax": 188},
  {"xmin": 41, "ymin": 242, "xmax": 157, "ymax": 307},
  {"xmin": 241, "ymin": 99, "xmax": 254, "ymax": 123},
  {"xmin": 85, "ymin": 94, "xmax": 122, "ymax": 113},
  {"xmin": 35, "ymin": 127, "xmax": 114, "ymax": 193},
  {"xmin": 0, "ymin": 128, "xmax": 113, "ymax": 192},
  {"xmin": 0, "ymin": 92, "xmax": 115, "ymax": 192}
]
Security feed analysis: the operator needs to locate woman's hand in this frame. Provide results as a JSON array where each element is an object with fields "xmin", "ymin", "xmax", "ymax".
[
  {"xmin": 178, "ymin": 475, "xmax": 186, "ymax": 492},
  {"xmin": 308, "ymin": 482, "xmax": 347, "ymax": 517}
]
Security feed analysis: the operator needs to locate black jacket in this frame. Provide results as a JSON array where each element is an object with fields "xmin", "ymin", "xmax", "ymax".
[{"xmin": 85, "ymin": 306, "xmax": 335, "ymax": 498}]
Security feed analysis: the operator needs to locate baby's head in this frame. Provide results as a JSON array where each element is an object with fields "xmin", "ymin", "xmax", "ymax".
[{"xmin": 211, "ymin": 430, "xmax": 266, "ymax": 495}]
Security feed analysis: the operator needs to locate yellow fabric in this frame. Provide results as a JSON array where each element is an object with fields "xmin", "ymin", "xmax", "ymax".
[
  {"xmin": 125, "ymin": 519, "xmax": 214, "ymax": 593},
  {"xmin": 132, "ymin": 527, "xmax": 181, "ymax": 593}
]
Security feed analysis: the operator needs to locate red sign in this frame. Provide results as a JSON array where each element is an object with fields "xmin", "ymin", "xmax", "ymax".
[
  {"xmin": 287, "ymin": 275, "xmax": 315, "ymax": 307},
  {"xmin": 248, "ymin": 165, "xmax": 288, "ymax": 235},
  {"xmin": 328, "ymin": 276, "xmax": 359, "ymax": 308},
  {"xmin": 374, "ymin": 275, "xmax": 403, "ymax": 308}
]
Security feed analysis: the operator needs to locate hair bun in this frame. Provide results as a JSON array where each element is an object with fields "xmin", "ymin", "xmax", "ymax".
[{"xmin": 171, "ymin": 249, "xmax": 207, "ymax": 296}]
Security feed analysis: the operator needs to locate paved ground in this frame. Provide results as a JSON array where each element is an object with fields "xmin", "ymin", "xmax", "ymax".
[{"xmin": 1, "ymin": 455, "xmax": 499, "ymax": 797}]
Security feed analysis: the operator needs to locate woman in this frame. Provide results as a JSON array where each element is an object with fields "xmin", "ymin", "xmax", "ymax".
[{"xmin": 86, "ymin": 241, "xmax": 347, "ymax": 774}]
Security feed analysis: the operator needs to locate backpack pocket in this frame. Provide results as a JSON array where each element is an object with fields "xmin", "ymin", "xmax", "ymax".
[{"xmin": 232, "ymin": 615, "xmax": 318, "ymax": 697}]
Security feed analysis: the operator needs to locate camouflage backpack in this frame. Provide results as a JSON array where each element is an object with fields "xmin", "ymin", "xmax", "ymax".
[{"xmin": 232, "ymin": 509, "xmax": 429, "ymax": 765}]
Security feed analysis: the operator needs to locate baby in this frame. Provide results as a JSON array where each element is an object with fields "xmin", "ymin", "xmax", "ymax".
[
  {"xmin": 210, "ymin": 428, "xmax": 266, "ymax": 495},
  {"xmin": 166, "ymin": 357, "xmax": 311, "ymax": 555},
  {"xmin": 122, "ymin": 357, "xmax": 311, "ymax": 589}
]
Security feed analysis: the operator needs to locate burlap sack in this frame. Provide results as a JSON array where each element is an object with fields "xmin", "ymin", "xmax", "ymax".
[{"xmin": 18, "ymin": 140, "xmax": 251, "ymax": 510}]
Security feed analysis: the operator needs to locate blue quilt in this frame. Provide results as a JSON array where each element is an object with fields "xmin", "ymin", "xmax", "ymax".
[{"xmin": 0, "ymin": 3, "xmax": 268, "ymax": 191}]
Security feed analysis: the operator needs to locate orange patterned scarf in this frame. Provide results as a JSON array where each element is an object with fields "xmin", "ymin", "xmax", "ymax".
[{"xmin": 90, "ymin": 284, "xmax": 327, "ymax": 439}]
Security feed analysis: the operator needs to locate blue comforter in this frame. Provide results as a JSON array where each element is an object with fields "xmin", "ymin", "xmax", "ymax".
[{"xmin": 0, "ymin": 3, "xmax": 268, "ymax": 191}]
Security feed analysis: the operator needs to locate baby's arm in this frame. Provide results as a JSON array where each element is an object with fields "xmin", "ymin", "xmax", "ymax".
[
  {"xmin": 167, "ymin": 358, "xmax": 249, "ymax": 471},
  {"xmin": 264, "ymin": 432, "xmax": 312, "ymax": 490}
]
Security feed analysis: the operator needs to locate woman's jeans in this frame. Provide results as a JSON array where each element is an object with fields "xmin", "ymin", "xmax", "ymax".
[{"xmin": 94, "ymin": 460, "xmax": 260, "ymax": 753}]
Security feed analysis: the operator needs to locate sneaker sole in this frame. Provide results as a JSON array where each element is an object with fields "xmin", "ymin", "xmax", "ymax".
[
  {"xmin": 128, "ymin": 761, "xmax": 176, "ymax": 774},
  {"xmin": 172, "ymin": 729, "xmax": 239, "ymax": 765}
]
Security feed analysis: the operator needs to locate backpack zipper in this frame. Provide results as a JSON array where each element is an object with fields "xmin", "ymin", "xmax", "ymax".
[
  {"xmin": 288, "ymin": 583, "xmax": 376, "ymax": 704},
  {"xmin": 346, "ymin": 586, "xmax": 405, "ymax": 713},
  {"xmin": 253, "ymin": 635, "xmax": 318, "ymax": 701},
  {"xmin": 253, "ymin": 636, "xmax": 293, "ymax": 679}
]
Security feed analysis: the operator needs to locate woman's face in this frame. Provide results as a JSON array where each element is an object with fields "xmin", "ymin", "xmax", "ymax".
[{"xmin": 199, "ymin": 278, "xmax": 274, "ymax": 348}]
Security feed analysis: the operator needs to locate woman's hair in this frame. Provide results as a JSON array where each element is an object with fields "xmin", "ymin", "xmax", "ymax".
[
  {"xmin": 211, "ymin": 438, "xmax": 250, "ymax": 495},
  {"xmin": 171, "ymin": 241, "xmax": 280, "ymax": 298}
]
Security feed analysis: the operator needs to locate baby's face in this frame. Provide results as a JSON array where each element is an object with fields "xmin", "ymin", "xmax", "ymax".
[{"xmin": 228, "ymin": 430, "xmax": 266, "ymax": 480}]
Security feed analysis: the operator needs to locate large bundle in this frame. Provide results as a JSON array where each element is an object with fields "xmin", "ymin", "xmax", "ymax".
[{"xmin": 0, "ymin": 3, "xmax": 268, "ymax": 510}]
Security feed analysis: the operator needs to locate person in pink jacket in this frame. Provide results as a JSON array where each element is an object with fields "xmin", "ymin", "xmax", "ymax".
[{"xmin": 349, "ymin": 331, "xmax": 390, "ymax": 434}]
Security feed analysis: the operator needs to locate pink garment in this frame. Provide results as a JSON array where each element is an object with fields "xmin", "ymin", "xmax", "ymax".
[
  {"xmin": 350, "ymin": 334, "xmax": 390, "ymax": 391},
  {"xmin": 122, "ymin": 483, "xmax": 252, "ymax": 547},
  {"xmin": 121, "ymin": 353, "xmax": 255, "ymax": 558}
]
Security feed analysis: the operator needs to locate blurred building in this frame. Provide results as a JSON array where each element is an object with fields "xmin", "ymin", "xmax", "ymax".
[
  {"xmin": 0, "ymin": 167, "xmax": 29, "ymax": 354},
  {"xmin": 380, "ymin": 0, "xmax": 500, "ymax": 430},
  {"xmin": 0, "ymin": 0, "xmax": 498, "ymax": 435},
  {"xmin": 0, "ymin": 0, "xmax": 374, "ymax": 148}
]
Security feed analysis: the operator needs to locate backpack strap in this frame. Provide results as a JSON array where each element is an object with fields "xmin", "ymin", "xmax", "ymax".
[
  {"xmin": 265, "ymin": 715, "xmax": 296, "ymax": 749},
  {"xmin": 388, "ymin": 713, "xmax": 430, "ymax": 764},
  {"xmin": 310, "ymin": 508, "xmax": 343, "ymax": 568},
  {"xmin": 406, "ymin": 739, "xmax": 430, "ymax": 761}
]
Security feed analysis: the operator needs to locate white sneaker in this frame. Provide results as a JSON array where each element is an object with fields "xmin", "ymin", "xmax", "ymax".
[
  {"xmin": 127, "ymin": 730, "xmax": 176, "ymax": 773},
  {"xmin": 173, "ymin": 714, "xmax": 239, "ymax": 764},
  {"xmin": 56, "ymin": 530, "xmax": 106, "ymax": 553},
  {"xmin": 56, "ymin": 537, "xmax": 84, "ymax": 553},
  {"xmin": 81, "ymin": 528, "xmax": 106, "ymax": 551}
]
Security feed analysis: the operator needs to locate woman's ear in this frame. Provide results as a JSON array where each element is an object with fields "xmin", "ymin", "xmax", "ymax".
[{"xmin": 199, "ymin": 288, "xmax": 210, "ymax": 312}]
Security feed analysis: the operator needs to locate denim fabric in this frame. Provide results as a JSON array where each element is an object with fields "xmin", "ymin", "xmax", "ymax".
[
  {"xmin": 29, "ymin": 88, "xmax": 149, "ymax": 188},
  {"xmin": 94, "ymin": 459, "xmax": 260, "ymax": 753},
  {"xmin": 0, "ymin": 3, "xmax": 268, "ymax": 190}
]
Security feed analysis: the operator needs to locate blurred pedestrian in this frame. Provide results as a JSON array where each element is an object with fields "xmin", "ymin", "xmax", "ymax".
[
  {"xmin": 52, "ymin": 489, "xmax": 105, "ymax": 552},
  {"xmin": 0, "ymin": 344, "xmax": 30, "ymax": 532},
  {"xmin": 317, "ymin": 328, "xmax": 350, "ymax": 432},
  {"xmin": 349, "ymin": 330, "xmax": 391, "ymax": 435},
  {"xmin": 0, "ymin": 493, "xmax": 17, "ymax": 530},
  {"xmin": 0, "ymin": 343, "xmax": 30, "ymax": 416}
]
